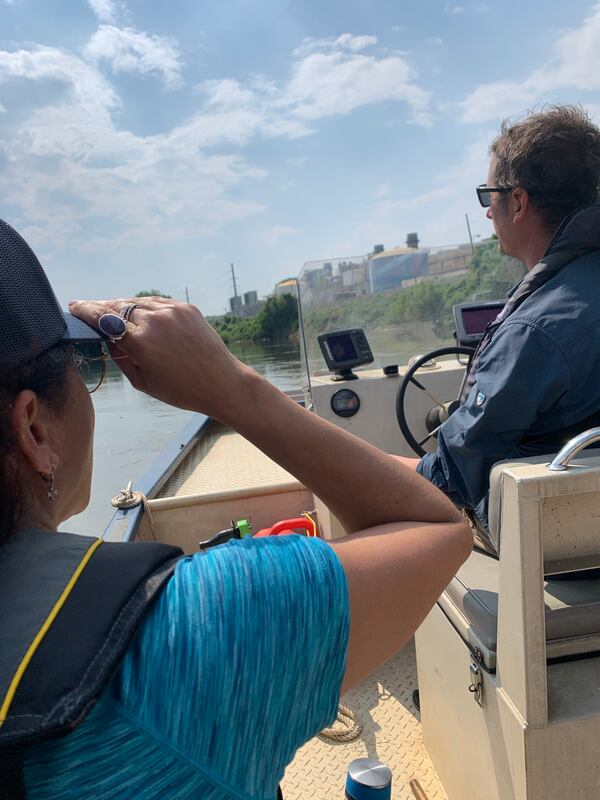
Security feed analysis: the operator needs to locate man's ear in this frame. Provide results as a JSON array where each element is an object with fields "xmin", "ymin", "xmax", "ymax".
[
  {"xmin": 11, "ymin": 390, "xmax": 60, "ymax": 476},
  {"xmin": 511, "ymin": 187, "xmax": 530, "ymax": 223}
]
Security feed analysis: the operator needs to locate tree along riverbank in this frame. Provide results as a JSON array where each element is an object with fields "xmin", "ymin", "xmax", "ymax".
[{"xmin": 210, "ymin": 294, "xmax": 299, "ymax": 344}]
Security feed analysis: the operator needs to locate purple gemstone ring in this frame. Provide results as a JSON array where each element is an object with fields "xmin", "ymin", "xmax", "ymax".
[{"xmin": 98, "ymin": 312, "xmax": 128, "ymax": 342}]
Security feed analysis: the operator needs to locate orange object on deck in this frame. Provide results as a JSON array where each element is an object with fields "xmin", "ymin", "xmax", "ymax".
[{"xmin": 254, "ymin": 513, "xmax": 318, "ymax": 538}]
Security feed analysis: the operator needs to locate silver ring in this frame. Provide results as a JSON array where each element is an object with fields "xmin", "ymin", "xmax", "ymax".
[
  {"xmin": 121, "ymin": 303, "xmax": 141, "ymax": 322},
  {"xmin": 98, "ymin": 312, "xmax": 127, "ymax": 342}
]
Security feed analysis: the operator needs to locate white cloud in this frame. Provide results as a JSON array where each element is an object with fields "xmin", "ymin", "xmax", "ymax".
[
  {"xmin": 293, "ymin": 33, "xmax": 377, "ymax": 57},
  {"xmin": 0, "ymin": 44, "xmax": 264, "ymax": 253},
  {"xmin": 460, "ymin": 81, "xmax": 536, "ymax": 124},
  {"xmin": 0, "ymin": 31, "xmax": 432, "ymax": 260},
  {"xmin": 544, "ymin": 3, "xmax": 600, "ymax": 91},
  {"xmin": 0, "ymin": 46, "xmax": 118, "ymax": 114},
  {"xmin": 199, "ymin": 41, "xmax": 432, "ymax": 128},
  {"xmin": 201, "ymin": 78, "xmax": 256, "ymax": 108},
  {"xmin": 256, "ymin": 225, "xmax": 299, "ymax": 246},
  {"xmin": 83, "ymin": 24, "xmax": 183, "ymax": 88},
  {"xmin": 444, "ymin": 3, "xmax": 464, "ymax": 13},
  {"xmin": 461, "ymin": 3, "xmax": 600, "ymax": 122},
  {"xmin": 285, "ymin": 51, "xmax": 431, "ymax": 125},
  {"xmin": 335, "ymin": 33, "xmax": 378, "ymax": 52},
  {"xmin": 87, "ymin": 0, "xmax": 123, "ymax": 24},
  {"xmin": 196, "ymin": 79, "xmax": 314, "ymax": 140}
]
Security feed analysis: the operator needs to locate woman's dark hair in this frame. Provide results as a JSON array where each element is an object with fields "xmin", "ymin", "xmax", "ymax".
[
  {"xmin": 490, "ymin": 104, "xmax": 600, "ymax": 230},
  {"xmin": 0, "ymin": 342, "xmax": 75, "ymax": 544}
]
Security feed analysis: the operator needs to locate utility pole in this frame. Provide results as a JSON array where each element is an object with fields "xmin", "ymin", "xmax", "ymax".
[
  {"xmin": 465, "ymin": 213, "xmax": 475, "ymax": 255},
  {"xmin": 185, "ymin": 286, "xmax": 190, "ymax": 303},
  {"xmin": 230, "ymin": 263, "xmax": 239, "ymax": 300}
]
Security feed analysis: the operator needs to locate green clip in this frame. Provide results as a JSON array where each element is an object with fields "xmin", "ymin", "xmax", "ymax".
[{"xmin": 236, "ymin": 519, "xmax": 253, "ymax": 538}]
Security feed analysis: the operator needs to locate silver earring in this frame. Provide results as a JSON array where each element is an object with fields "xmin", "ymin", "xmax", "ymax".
[{"xmin": 47, "ymin": 464, "xmax": 59, "ymax": 502}]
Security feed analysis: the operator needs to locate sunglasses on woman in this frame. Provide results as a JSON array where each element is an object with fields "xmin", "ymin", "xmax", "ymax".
[{"xmin": 73, "ymin": 342, "xmax": 108, "ymax": 393}]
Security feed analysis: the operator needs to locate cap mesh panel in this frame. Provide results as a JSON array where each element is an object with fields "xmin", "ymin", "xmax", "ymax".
[{"xmin": 0, "ymin": 219, "xmax": 66, "ymax": 367}]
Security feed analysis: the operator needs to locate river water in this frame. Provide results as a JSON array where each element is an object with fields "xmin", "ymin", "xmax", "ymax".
[{"xmin": 69, "ymin": 342, "xmax": 303, "ymax": 536}]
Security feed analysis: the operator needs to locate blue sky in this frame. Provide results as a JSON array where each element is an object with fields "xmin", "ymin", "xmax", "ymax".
[{"xmin": 1, "ymin": 0, "xmax": 599, "ymax": 314}]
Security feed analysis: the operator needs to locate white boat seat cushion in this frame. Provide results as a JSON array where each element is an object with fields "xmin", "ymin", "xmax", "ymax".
[{"xmin": 438, "ymin": 550, "xmax": 600, "ymax": 670}]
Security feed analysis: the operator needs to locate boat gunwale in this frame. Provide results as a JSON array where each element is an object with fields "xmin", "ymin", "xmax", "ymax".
[
  {"xmin": 100, "ymin": 391, "xmax": 305, "ymax": 543},
  {"xmin": 101, "ymin": 412, "xmax": 211, "ymax": 542}
]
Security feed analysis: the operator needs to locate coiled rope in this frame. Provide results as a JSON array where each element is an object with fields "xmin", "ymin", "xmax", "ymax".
[
  {"xmin": 111, "ymin": 482, "xmax": 159, "ymax": 542},
  {"xmin": 318, "ymin": 704, "xmax": 362, "ymax": 742}
]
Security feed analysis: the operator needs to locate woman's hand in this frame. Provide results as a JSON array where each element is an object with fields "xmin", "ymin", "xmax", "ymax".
[{"xmin": 69, "ymin": 297, "xmax": 250, "ymax": 418}]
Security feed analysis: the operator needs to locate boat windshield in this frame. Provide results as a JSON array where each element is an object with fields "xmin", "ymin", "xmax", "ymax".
[{"xmin": 297, "ymin": 239, "xmax": 525, "ymax": 389}]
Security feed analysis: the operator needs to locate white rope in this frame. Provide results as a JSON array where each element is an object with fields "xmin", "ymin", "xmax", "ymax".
[
  {"xmin": 111, "ymin": 482, "xmax": 159, "ymax": 542},
  {"xmin": 318, "ymin": 704, "xmax": 362, "ymax": 742}
]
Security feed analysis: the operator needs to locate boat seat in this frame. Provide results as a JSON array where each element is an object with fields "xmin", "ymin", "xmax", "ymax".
[
  {"xmin": 417, "ymin": 440, "xmax": 600, "ymax": 799},
  {"xmin": 486, "ymin": 454, "xmax": 550, "ymax": 554},
  {"xmin": 439, "ymin": 550, "xmax": 600, "ymax": 671}
]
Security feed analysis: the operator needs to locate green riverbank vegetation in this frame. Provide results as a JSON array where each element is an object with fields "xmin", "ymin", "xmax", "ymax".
[
  {"xmin": 210, "ymin": 294, "xmax": 300, "ymax": 344},
  {"xmin": 135, "ymin": 289, "xmax": 173, "ymax": 298}
]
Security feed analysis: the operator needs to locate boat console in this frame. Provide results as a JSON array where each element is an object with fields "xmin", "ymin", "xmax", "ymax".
[{"xmin": 297, "ymin": 252, "xmax": 600, "ymax": 798}]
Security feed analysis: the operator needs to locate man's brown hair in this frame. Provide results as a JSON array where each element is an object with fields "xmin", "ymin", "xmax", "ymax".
[{"xmin": 490, "ymin": 104, "xmax": 600, "ymax": 229}]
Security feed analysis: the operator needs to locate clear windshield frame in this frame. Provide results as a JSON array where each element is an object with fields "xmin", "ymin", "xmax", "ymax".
[{"xmin": 297, "ymin": 241, "xmax": 525, "ymax": 392}]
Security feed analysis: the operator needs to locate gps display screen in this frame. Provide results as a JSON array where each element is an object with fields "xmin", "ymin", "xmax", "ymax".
[
  {"xmin": 461, "ymin": 306, "xmax": 501, "ymax": 335},
  {"xmin": 327, "ymin": 334, "xmax": 358, "ymax": 363}
]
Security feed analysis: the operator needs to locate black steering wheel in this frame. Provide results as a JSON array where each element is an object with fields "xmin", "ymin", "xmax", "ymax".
[{"xmin": 396, "ymin": 346, "xmax": 475, "ymax": 457}]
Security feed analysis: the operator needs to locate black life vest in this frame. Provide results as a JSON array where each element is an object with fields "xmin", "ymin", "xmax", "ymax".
[
  {"xmin": 0, "ymin": 530, "xmax": 286, "ymax": 800},
  {"xmin": 0, "ymin": 529, "xmax": 182, "ymax": 799}
]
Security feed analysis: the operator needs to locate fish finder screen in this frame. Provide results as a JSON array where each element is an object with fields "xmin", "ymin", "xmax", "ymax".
[
  {"xmin": 461, "ymin": 306, "xmax": 501, "ymax": 335},
  {"xmin": 327, "ymin": 334, "xmax": 358, "ymax": 363}
]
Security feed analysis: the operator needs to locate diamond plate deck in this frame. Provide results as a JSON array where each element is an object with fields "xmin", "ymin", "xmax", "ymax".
[
  {"xmin": 282, "ymin": 640, "xmax": 447, "ymax": 800},
  {"xmin": 158, "ymin": 422, "xmax": 302, "ymax": 499}
]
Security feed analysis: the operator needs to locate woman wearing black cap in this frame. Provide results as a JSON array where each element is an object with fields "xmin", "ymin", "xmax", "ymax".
[{"xmin": 0, "ymin": 217, "xmax": 471, "ymax": 799}]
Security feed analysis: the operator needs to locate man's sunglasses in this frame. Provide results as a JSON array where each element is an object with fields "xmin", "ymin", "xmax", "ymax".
[{"xmin": 476, "ymin": 185, "xmax": 514, "ymax": 208}]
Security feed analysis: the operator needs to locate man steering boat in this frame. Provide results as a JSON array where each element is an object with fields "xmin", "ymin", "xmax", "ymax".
[{"xmin": 399, "ymin": 105, "xmax": 600, "ymax": 554}]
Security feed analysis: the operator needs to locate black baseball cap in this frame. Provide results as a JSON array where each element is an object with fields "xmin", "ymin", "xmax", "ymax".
[{"xmin": 0, "ymin": 218, "xmax": 103, "ymax": 368}]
